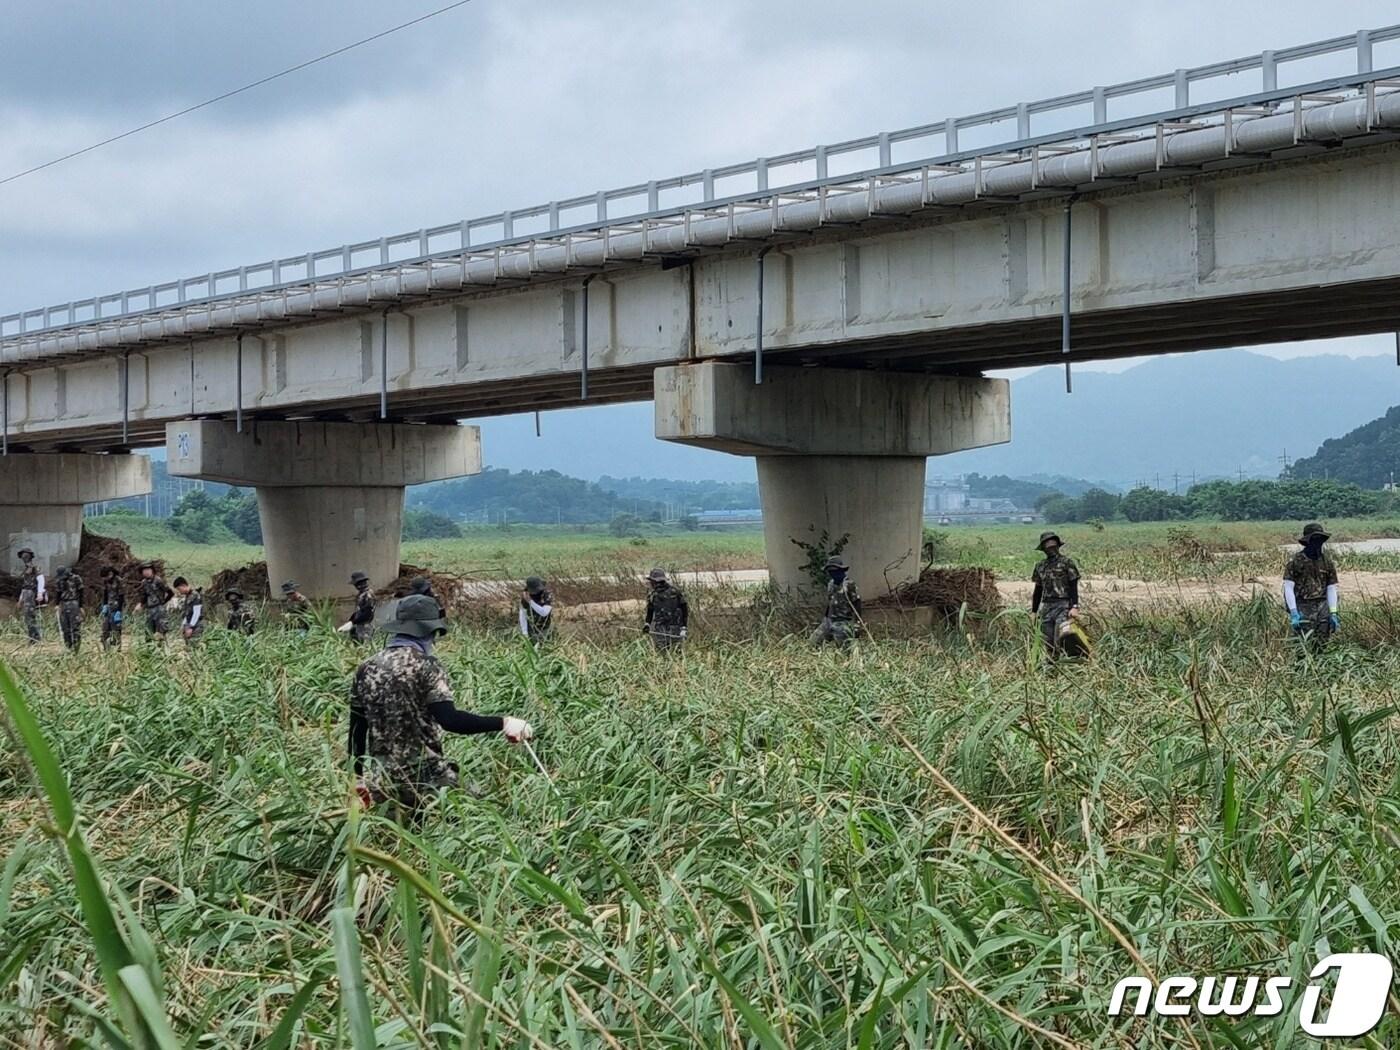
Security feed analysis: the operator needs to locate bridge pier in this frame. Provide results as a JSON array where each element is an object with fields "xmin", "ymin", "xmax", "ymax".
[
  {"xmin": 166, "ymin": 420, "xmax": 481, "ymax": 599},
  {"xmin": 655, "ymin": 362, "xmax": 1010, "ymax": 595},
  {"xmin": 0, "ymin": 453, "xmax": 152, "ymax": 575}
]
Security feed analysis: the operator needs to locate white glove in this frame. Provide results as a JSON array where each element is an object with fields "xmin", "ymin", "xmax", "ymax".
[
  {"xmin": 680, "ymin": 627, "xmax": 687, "ymax": 638},
  {"xmin": 502, "ymin": 716, "xmax": 533, "ymax": 743},
  {"xmin": 337, "ymin": 622, "xmax": 353, "ymax": 633}
]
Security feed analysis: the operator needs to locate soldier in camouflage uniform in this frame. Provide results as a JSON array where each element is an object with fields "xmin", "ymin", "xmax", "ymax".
[
  {"xmin": 811, "ymin": 556, "xmax": 862, "ymax": 645},
  {"xmin": 136, "ymin": 562, "xmax": 174, "ymax": 640},
  {"xmin": 16, "ymin": 547, "xmax": 44, "ymax": 644},
  {"xmin": 642, "ymin": 568, "xmax": 689, "ymax": 651},
  {"xmin": 281, "ymin": 580, "xmax": 313, "ymax": 632},
  {"xmin": 174, "ymin": 577, "xmax": 205, "ymax": 645},
  {"xmin": 55, "ymin": 566, "xmax": 84, "ymax": 652},
  {"xmin": 225, "ymin": 589, "xmax": 256, "ymax": 634},
  {"xmin": 342, "ymin": 571, "xmax": 376, "ymax": 642},
  {"xmin": 1031, "ymin": 531, "xmax": 1081, "ymax": 661},
  {"xmin": 348, "ymin": 594, "xmax": 533, "ymax": 811},
  {"xmin": 1284, "ymin": 522, "xmax": 1340, "ymax": 648},
  {"xmin": 99, "ymin": 565, "xmax": 125, "ymax": 649}
]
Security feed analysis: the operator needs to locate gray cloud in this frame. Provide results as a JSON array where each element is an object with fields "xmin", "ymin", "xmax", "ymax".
[{"xmin": 3, "ymin": 2, "xmax": 1396, "ymax": 318}]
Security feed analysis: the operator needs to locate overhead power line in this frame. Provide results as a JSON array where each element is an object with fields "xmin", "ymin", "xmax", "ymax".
[{"xmin": 0, "ymin": 0, "xmax": 476, "ymax": 187}]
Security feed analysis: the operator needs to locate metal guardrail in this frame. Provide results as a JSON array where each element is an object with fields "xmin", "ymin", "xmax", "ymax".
[{"xmin": 4, "ymin": 24, "xmax": 1399, "ymax": 343}]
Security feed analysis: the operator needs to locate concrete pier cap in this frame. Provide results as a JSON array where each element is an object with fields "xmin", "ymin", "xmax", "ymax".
[
  {"xmin": 0, "ymin": 453, "xmax": 152, "ymax": 574},
  {"xmin": 167, "ymin": 419, "xmax": 481, "ymax": 598},
  {"xmin": 655, "ymin": 362, "xmax": 1009, "ymax": 594}
]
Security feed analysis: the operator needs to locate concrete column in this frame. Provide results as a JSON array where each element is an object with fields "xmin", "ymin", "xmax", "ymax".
[
  {"xmin": 167, "ymin": 420, "xmax": 481, "ymax": 598},
  {"xmin": 655, "ymin": 362, "xmax": 1010, "ymax": 595},
  {"xmin": 0, "ymin": 453, "xmax": 152, "ymax": 575},
  {"xmin": 757, "ymin": 455, "xmax": 927, "ymax": 594}
]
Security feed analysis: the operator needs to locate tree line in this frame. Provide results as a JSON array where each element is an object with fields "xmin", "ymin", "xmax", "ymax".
[{"xmin": 1037, "ymin": 478, "xmax": 1393, "ymax": 524}]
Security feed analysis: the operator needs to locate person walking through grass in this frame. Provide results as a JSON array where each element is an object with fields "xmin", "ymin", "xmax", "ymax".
[
  {"xmin": 519, "ymin": 576, "xmax": 554, "ymax": 644},
  {"xmin": 349, "ymin": 594, "xmax": 533, "ymax": 811},
  {"xmin": 225, "ymin": 588, "xmax": 256, "ymax": 634},
  {"xmin": 16, "ymin": 547, "xmax": 44, "ymax": 644},
  {"xmin": 175, "ymin": 577, "xmax": 204, "ymax": 646},
  {"xmin": 281, "ymin": 580, "xmax": 312, "ymax": 632},
  {"xmin": 1030, "ymin": 531, "xmax": 1081, "ymax": 662},
  {"xmin": 135, "ymin": 562, "xmax": 174, "ymax": 641},
  {"xmin": 340, "ymin": 571, "xmax": 376, "ymax": 642},
  {"xmin": 55, "ymin": 566, "xmax": 84, "ymax": 652},
  {"xmin": 811, "ymin": 556, "xmax": 861, "ymax": 646},
  {"xmin": 643, "ymin": 568, "xmax": 688, "ymax": 651},
  {"xmin": 1284, "ymin": 521, "xmax": 1340, "ymax": 649},
  {"xmin": 99, "ymin": 565, "xmax": 124, "ymax": 649}
]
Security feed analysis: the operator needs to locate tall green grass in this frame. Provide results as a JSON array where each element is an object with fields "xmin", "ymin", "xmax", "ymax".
[{"xmin": 2, "ymin": 604, "xmax": 1400, "ymax": 1045}]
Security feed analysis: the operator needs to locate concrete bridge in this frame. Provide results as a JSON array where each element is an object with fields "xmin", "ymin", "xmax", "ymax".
[{"xmin": 4, "ymin": 26, "xmax": 1400, "ymax": 595}]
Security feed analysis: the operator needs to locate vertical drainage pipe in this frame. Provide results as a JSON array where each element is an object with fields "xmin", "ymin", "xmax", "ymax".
[
  {"xmin": 1061, "ymin": 196, "xmax": 1077, "ymax": 394},
  {"xmin": 581, "ymin": 275, "xmax": 596, "ymax": 400},
  {"xmin": 122, "ymin": 351, "xmax": 131, "ymax": 444},
  {"xmin": 755, "ymin": 247, "xmax": 772, "ymax": 385},
  {"xmin": 234, "ymin": 335, "xmax": 243, "ymax": 433},
  {"xmin": 380, "ymin": 308, "xmax": 390, "ymax": 420}
]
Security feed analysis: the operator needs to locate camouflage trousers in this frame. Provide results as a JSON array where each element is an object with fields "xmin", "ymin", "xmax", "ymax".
[
  {"xmin": 649, "ymin": 626, "xmax": 684, "ymax": 652},
  {"xmin": 59, "ymin": 600, "xmax": 82, "ymax": 652},
  {"xmin": 350, "ymin": 621, "xmax": 374, "ymax": 643},
  {"xmin": 101, "ymin": 608, "xmax": 123, "ymax": 649},
  {"xmin": 20, "ymin": 590, "xmax": 40, "ymax": 643},
  {"xmin": 1293, "ymin": 597, "xmax": 1334, "ymax": 648},
  {"xmin": 146, "ymin": 607, "xmax": 168, "ymax": 638},
  {"xmin": 365, "ymin": 758, "xmax": 460, "ymax": 814},
  {"xmin": 1039, "ymin": 599, "xmax": 1073, "ymax": 661},
  {"xmin": 810, "ymin": 617, "xmax": 858, "ymax": 646}
]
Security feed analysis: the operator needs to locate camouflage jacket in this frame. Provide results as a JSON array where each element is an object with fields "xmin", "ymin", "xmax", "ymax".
[
  {"xmin": 101, "ymin": 581, "xmax": 125, "ymax": 611},
  {"xmin": 57, "ymin": 573, "xmax": 83, "ymax": 605},
  {"xmin": 140, "ymin": 576, "xmax": 173, "ymax": 608},
  {"xmin": 825, "ymin": 578, "xmax": 862, "ymax": 623},
  {"xmin": 350, "ymin": 589, "xmax": 376, "ymax": 625},
  {"xmin": 227, "ymin": 604, "xmax": 256, "ymax": 634},
  {"xmin": 645, "ymin": 584, "xmax": 688, "ymax": 632},
  {"xmin": 350, "ymin": 646, "xmax": 459, "ymax": 799},
  {"xmin": 19, "ymin": 565, "xmax": 41, "ymax": 596},
  {"xmin": 1284, "ymin": 550, "xmax": 1338, "ymax": 602},
  {"xmin": 285, "ymin": 596, "xmax": 312, "ymax": 629},
  {"xmin": 1032, "ymin": 554, "xmax": 1080, "ymax": 602}
]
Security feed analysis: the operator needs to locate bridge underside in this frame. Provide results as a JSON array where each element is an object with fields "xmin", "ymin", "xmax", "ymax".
[
  {"xmin": 9, "ymin": 142, "xmax": 1400, "ymax": 452},
  {"xmin": 11, "ymin": 273, "xmax": 1400, "ymax": 453}
]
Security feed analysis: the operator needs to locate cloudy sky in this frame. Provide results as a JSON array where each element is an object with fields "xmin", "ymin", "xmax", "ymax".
[{"xmin": 1, "ymin": 1, "xmax": 1396, "ymax": 477}]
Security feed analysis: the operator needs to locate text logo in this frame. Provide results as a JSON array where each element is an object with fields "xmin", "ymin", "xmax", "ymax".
[{"xmin": 1108, "ymin": 953, "xmax": 1392, "ymax": 1037}]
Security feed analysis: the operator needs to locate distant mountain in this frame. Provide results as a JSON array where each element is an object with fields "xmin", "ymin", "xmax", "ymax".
[
  {"xmin": 941, "ymin": 351, "xmax": 1400, "ymax": 487},
  {"xmin": 1291, "ymin": 405, "xmax": 1400, "ymax": 487},
  {"xmin": 459, "ymin": 350, "xmax": 1398, "ymax": 487}
]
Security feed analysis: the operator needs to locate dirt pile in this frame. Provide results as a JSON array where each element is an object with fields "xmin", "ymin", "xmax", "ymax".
[
  {"xmin": 206, "ymin": 561, "xmax": 476, "ymax": 615},
  {"xmin": 873, "ymin": 566, "xmax": 1003, "ymax": 618},
  {"xmin": 0, "ymin": 531, "xmax": 166, "ymax": 611}
]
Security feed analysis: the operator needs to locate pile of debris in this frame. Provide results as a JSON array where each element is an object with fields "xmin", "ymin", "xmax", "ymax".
[
  {"xmin": 0, "ymin": 531, "xmax": 166, "ymax": 611},
  {"xmin": 873, "ymin": 566, "xmax": 1003, "ymax": 618},
  {"xmin": 206, "ymin": 561, "xmax": 475, "ymax": 615}
]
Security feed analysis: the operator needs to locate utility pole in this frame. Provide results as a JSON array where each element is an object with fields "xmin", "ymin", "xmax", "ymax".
[
  {"xmin": 1238, "ymin": 466, "xmax": 1245, "ymax": 482},
  {"xmin": 1173, "ymin": 471, "xmax": 1180, "ymax": 495},
  {"xmin": 1279, "ymin": 449, "xmax": 1290, "ymax": 478}
]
